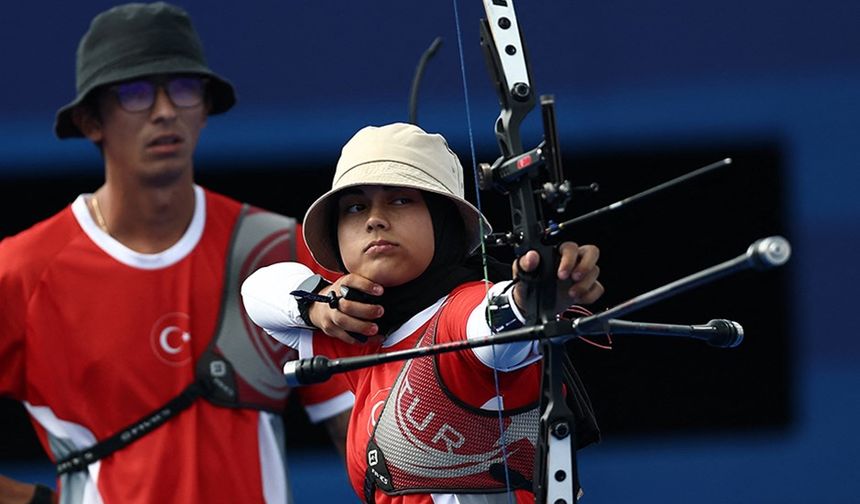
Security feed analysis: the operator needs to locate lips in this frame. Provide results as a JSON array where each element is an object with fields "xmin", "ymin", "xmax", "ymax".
[
  {"xmin": 147, "ymin": 134, "xmax": 182, "ymax": 147},
  {"xmin": 364, "ymin": 239, "xmax": 397, "ymax": 253}
]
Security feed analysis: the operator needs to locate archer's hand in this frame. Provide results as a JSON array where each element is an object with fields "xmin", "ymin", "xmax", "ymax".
[
  {"xmin": 512, "ymin": 241, "xmax": 603, "ymax": 314},
  {"xmin": 309, "ymin": 273, "xmax": 385, "ymax": 344}
]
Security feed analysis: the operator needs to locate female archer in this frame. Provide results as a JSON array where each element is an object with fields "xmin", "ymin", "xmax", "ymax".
[{"xmin": 242, "ymin": 122, "xmax": 602, "ymax": 503}]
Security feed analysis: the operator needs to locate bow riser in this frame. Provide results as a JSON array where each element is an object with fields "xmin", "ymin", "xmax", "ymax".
[{"xmin": 478, "ymin": 1, "xmax": 580, "ymax": 502}]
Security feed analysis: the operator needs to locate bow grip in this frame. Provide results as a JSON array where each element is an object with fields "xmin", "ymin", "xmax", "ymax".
[{"xmin": 509, "ymin": 170, "xmax": 559, "ymax": 325}]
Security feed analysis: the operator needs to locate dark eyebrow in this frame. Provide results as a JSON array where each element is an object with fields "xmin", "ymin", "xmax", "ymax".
[
  {"xmin": 338, "ymin": 187, "xmax": 364, "ymax": 197},
  {"xmin": 335, "ymin": 187, "xmax": 367, "ymax": 209}
]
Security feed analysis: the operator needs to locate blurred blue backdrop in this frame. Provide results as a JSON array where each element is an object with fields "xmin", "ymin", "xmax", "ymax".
[{"xmin": 1, "ymin": 1, "xmax": 859, "ymax": 502}]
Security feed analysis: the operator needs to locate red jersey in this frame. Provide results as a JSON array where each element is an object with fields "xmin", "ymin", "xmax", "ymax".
[
  {"xmin": 304, "ymin": 281, "xmax": 540, "ymax": 504},
  {"xmin": 0, "ymin": 186, "xmax": 351, "ymax": 504}
]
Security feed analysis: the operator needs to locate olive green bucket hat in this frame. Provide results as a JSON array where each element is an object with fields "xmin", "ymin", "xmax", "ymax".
[{"xmin": 54, "ymin": 2, "xmax": 236, "ymax": 139}]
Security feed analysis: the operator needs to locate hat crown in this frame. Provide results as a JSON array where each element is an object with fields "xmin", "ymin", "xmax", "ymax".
[
  {"xmin": 333, "ymin": 123, "xmax": 465, "ymax": 199},
  {"xmin": 76, "ymin": 2, "xmax": 205, "ymax": 93}
]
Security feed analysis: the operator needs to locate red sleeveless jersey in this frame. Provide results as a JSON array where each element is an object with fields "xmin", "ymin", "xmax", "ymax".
[{"xmin": 0, "ymin": 187, "xmax": 351, "ymax": 503}]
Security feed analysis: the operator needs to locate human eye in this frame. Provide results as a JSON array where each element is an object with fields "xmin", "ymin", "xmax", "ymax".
[
  {"xmin": 338, "ymin": 198, "xmax": 365, "ymax": 215},
  {"xmin": 167, "ymin": 76, "xmax": 206, "ymax": 107},
  {"xmin": 114, "ymin": 80, "xmax": 154, "ymax": 111},
  {"xmin": 389, "ymin": 189, "xmax": 419, "ymax": 206}
]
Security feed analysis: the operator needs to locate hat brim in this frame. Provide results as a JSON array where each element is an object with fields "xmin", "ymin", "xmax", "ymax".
[
  {"xmin": 302, "ymin": 160, "xmax": 492, "ymax": 272},
  {"xmin": 54, "ymin": 58, "xmax": 236, "ymax": 139}
]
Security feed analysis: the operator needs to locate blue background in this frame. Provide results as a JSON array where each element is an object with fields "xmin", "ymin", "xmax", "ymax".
[{"xmin": 2, "ymin": 1, "xmax": 859, "ymax": 502}]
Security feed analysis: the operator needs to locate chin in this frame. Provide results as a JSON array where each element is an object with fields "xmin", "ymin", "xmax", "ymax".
[
  {"xmin": 140, "ymin": 164, "xmax": 189, "ymax": 187},
  {"xmin": 370, "ymin": 275, "xmax": 409, "ymax": 288},
  {"xmin": 357, "ymin": 268, "xmax": 416, "ymax": 288}
]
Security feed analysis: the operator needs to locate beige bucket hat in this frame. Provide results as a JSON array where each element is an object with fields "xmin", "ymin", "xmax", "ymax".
[{"xmin": 303, "ymin": 123, "xmax": 492, "ymax": 272}]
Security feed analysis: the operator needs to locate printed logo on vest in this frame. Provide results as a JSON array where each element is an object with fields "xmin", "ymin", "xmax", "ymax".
[
  {"xmin": 395, "ymin": 377, "xmax": 468, "ymax": 456},
  {"xmin": 210, "ymin": 360, "xmax": 227, "ymax": 377},
  {"xmin": 366, "ymin": 439, "xmax": 394, "ymax": 492},
  {"xmin": 150, "ymin": 312, "xmax": 193, "ymax": 366}
]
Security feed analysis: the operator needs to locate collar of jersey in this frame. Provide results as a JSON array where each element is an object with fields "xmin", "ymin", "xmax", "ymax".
[
  {"xmin": 381, "ymin": 295, "xmax": 448, "ymax": 348},
  {"xmin": 71, "ymin": 185, "xmax": 206, "ymax": 270}
]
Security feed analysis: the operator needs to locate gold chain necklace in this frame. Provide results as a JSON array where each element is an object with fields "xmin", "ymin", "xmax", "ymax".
[{"xmin": 90, "ymin": 195, "xmax": 109, "ymax": 234}]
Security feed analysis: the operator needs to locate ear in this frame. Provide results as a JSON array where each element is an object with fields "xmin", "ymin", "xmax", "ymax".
[{"xmin": 72, "ymin": 106, "xmax": 104, "ymax": 143}]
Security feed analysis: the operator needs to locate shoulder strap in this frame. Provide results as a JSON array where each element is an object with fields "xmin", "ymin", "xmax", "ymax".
[
  {"xmin": 199, "ymin": 204, "xmax": 299, "ymax": 411},
  {"xmin": 56, "ymin": 382, "xmax": 203, "ymax": 475}
]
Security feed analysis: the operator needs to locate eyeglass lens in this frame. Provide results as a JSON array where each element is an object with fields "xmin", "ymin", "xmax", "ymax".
[{"xmin": 113, "ymin": 77, "xmax": 205, "ymax": 112}]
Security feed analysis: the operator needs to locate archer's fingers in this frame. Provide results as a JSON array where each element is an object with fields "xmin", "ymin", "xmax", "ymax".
[
  {"xmin": 566, "ymin": 266, "xmax": 602, "ymax": 303},
  {"xmin": 336, "ymin": 298, "xmax": 384, "ymax": 321},
  {"xmin": 557, "ymin": 242, "xmax": 600, "ymax": 281},
  {"xmin": 308, "ymin": 298, "xmax": 380, "ymax": 340},
  {"xmin": 316, "ymin": 273, "xmax": 383, "ymax": 320},
  {"xmin": 572, "ymin": 279, "xmax": 604, "ymax": 305},
  {"xmin": 571, "ymin": 244, "xmax": 600, "ymax": 282},
  {"xmin": 556, "ymin": 242, "xmax": 580, "ymax": 280},
  {"xmin": 331, "ymin": 274, "xmax": 384, "ymax": 320},
  {"xmin": 337, "ymin": 273, "xmax": 384, "ymax": 297},
  {"xmin": 316, "ymin": 308, "xmax": 380, "ymax": 344},
  {"xmin": 513, "ymin": 250, "xmax": 541, "ymax": 278}
]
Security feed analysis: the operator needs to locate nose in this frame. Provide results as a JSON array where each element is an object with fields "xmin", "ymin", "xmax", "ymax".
[
  {"xmin": 150, "ymin": 86, "xmax": 177, "ymax": 122},
  {"xmin": 365, "ymin": 205, "xmax": 389, "ymax": 231}
]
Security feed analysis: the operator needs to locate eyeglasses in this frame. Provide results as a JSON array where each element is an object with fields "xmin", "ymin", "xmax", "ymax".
[{"xmin": 107, "ymin": 76, "xmax": 207, "ymax": 112}]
